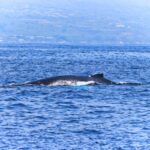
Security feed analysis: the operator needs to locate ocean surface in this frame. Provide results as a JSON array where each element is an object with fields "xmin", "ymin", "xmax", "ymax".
[{"xmin": 0, "ymin": 44, "xmax": 150, "ymax": 150}]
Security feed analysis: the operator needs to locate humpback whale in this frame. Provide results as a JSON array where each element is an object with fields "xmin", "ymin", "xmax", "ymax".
[
  {"xmin": 7, "ymin": 73, "xmax": 146, "ymax": 87},
  {"xmin": 11, "ymin": 73, "xmax": 116, "ymax": 86}
]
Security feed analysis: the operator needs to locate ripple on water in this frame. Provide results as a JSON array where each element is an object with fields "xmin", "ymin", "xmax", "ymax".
[{"xmin": 0, "ymin": 45, "xmax": 150, "ymax": 149}]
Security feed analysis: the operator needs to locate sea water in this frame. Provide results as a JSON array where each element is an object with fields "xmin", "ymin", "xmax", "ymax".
[{"xmin": 0, "ymin": 44, "xmax": 150, "ymax": 150}]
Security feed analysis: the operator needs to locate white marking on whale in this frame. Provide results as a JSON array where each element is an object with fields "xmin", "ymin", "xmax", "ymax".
[{"xmin": 46, "ymin": 80, "xmax": 96, "ymax": 86}]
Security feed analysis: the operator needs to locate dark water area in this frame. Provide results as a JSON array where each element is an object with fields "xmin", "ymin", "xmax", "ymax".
[{"xmin": 0, "ymin": 44, "xmax": 150, "ymax": 149}]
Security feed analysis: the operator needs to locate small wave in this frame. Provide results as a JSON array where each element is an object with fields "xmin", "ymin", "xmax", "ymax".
[
  {"xmin": 118, "ymin": 82, "xmax": 148, "ymax": 85},
  {"xmin": 7, "ymin": 103, "xmax": 29, "ymax": 111}
]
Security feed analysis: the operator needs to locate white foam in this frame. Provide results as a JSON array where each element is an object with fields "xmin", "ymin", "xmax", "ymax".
[{"xmin": 118, "ymin": 82, "xmax": 128, "ymax": 85}]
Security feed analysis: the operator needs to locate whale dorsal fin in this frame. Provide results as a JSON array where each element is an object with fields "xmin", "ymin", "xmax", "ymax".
[{"xmin": 90, "ymin": 73, "xmax": 104, "ymax": 78}]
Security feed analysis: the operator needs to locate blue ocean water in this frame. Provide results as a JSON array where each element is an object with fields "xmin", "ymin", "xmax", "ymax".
[{"xmin": 0, "ymin": 44, "xmax": 150, "ymax": 150}]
